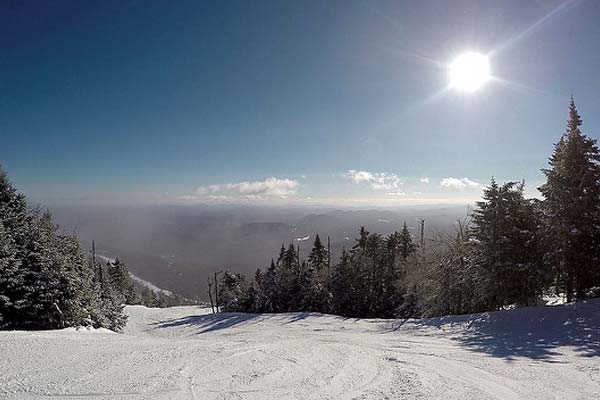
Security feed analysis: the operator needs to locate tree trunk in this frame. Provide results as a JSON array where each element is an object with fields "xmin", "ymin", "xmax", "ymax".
[
  {"xmin": 207, "ymin": 278, "xmax": 215, "ymax": 314},
  {"xmin": 566, "ymin": 271, "xmax": 574, "ymax": 303},
  {"xmin": 214, "ymin": 272, "xmax": 219, "ymax": 313}
]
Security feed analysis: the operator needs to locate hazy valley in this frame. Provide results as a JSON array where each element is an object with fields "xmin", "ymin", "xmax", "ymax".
[{"xmin": 51, "ymin": 204, "xmax": 469, "ymax": 298}]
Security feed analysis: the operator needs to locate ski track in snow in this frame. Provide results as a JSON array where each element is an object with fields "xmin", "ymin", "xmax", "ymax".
[{"xmin": 1, "ymin": 302, "xmax": 600, "ymax": 399}]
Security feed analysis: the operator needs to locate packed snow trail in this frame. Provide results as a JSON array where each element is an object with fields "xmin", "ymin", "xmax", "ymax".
[{"xmin": 1, "ymin": 301, "xmax": 600, "ymax": 399}]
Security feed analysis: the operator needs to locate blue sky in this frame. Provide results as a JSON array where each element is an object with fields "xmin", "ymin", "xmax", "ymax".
[{"xmin": 2, "ymin": 0, "xmax": 600, "ymax": 206}]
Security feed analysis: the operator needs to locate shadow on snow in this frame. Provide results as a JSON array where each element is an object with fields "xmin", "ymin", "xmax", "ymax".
[
  {"xmin": 152, "ymin": 311, "xmax": 333, "ymax": 334},
  {"xmin": 153, "ymin": 300, "xmax": 600, "ymax": 362},
  {"xmin": 401, "ymin": 300, "xmax": 600, "ymax": 362},
  {"xmin": 153, "ymin": 312, "xmax": 267, "ymax": 334}
]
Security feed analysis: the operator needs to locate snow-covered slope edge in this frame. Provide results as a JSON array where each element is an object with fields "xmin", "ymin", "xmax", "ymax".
[
  {"xmin": 1, "ymin": 300, "xmax": 599, "ymax": 399},
  {"xmin": 96, "ymin": 254, "xmax": 173, "ymax": 295}
]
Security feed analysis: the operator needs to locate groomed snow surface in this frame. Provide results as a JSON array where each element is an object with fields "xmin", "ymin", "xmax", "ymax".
[{"xmin": 1, "ymin": 300, "xmax": 599, "ymax": 399}]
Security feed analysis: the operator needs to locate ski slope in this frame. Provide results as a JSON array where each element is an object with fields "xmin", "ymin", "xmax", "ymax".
[{"xmin": 1, "ymin": 300, "xmax": 599, "ymax": 399}]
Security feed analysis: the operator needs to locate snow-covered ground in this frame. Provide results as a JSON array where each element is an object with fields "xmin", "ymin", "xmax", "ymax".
[{"xmin": 1, "ymin": 301, "xmax": 599, "ymax": 399}]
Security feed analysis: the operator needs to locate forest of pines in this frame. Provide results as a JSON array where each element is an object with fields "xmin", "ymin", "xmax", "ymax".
[
  {"xmin": 2, "ymin": 99, "xmax": 600, "ymax": 330},
  {"xmin": 216, "ymin": 99, "xmax": 600, "ymax": 318}
]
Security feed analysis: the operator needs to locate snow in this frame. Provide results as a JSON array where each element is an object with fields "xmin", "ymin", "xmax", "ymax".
[
  {"xmin": 544, "ymin": 293, "xmax": 568, "ymax": 306},
  {"xmin": 61, "ymin": 326, "xmax": 118, "ymax": 334},
  {"xmin": 1, "ymin": 301, "xmax": 600, "ymax": 399},
  {"xmin": 129, "ymin": 274, "xmax": 172, "ymax": 296}
]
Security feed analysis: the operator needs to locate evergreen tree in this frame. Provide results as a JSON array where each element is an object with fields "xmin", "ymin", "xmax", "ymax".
[
  {"xmin": 0, "ymin": 168, "xmax": 30, "ymax": 326},
  {"xmin": 0, "ymin": 222, "xmax": 19, "ymax": 326},
  {"xmin": 353, "ymin": 227, "xmax": 370, "ymax": 252},
  {"xmin": 334, "ymin": 228, "xmax": 397, "ymax": 317},
  {"xmin": 218, "ymin": 271, "xmax": 246, "ymax": 312},
  {"xmin": 15, "ymin": 210, "xmax": 66, "ymax": 329},
  {"xmin": 331, "ymin": 248, "xmax": 361, "ymax": 316},
  {"xmin": 0, "ymin": 167, "xmax": 126, "ymax": 330},
  {"xmin": 91, "ymin": 261, "xmax": 127, "ymax": 330},
  {"xmin": 55, "ymin": 233, "xmax": 99, "ymax": 328},
  {"xmin": 470, "ymin": 178, "xmax": 503, "ymax": 309},
  {"xmin": 140, "ymin": 287, "xmax": 158, "ymax": 307},
  {"xmin": 278, "ymin": 243, "xmax": 301, "ymax": 310},
  {"xmin": 0, "ymin": 168, "xmax": 29, "ymax": 254},
  {"xmin": 380, "ymin": 231, "xmax": 405, "ymax": 316},
  {"xmin": 471, "ymin": 179, "xmax": 546, "ymax": 309},
  {"xmin": 108, "ymin": 258, "xmax": 136, "ymax": 304},
  {"xmin": 308, "ymin": 235, "xmax": 327, "ymax": 271},
  {"xmin": 426, "ymin": 216, "xmax": 476, "ymax": 316},
  {"xmin": 364, "ymin": 232, "xmax": 384, "ymax": 315},
  {"xmin": 240, "ymin": 268, "xmax": 265, "ymax": 312},
  {"xmin": 399, "ymin": 222, "xmax": 416, "ymax": 259},
  {"xmin": 262, "ymin": 259, "xmax": 278, "ymax": 312},
  {"xmin": 157, "ymin": 291, "xmax": 169, "ymax": 308},
  {"xmin": 277, "ymin": 243, "xmax": 286, "ymax": 265},
  {"xmin": 303, "ymin": 235, "xmax": 331, "ymax": 312},
  {"xmin": 538, "ymin": 98, "xmax": 600, "ymax": 301}
]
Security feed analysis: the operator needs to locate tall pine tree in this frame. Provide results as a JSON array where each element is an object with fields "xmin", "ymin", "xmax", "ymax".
[
  {"xmin": 471, "ymin": 179, "xmax": 545, "ymax": 309},
  {"xmin": 538, "ymin": 98, "xmax": 600, "ymax": 301},
  {"xmin": 399, "ymin": 222, "xmax": 416, "ymax": 260}
]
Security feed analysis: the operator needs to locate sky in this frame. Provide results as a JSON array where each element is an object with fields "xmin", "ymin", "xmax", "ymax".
[{"xmin": 2, "ymin": 0, "xmax": 600, "ymax": 207}]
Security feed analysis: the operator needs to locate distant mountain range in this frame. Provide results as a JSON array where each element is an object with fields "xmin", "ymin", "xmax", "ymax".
[{"xmin": 50, "ymin": 204, "xmax": 469, "ymax": 298}]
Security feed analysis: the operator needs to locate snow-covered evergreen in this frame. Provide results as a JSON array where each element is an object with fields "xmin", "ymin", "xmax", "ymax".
[
  {"xmin": 0, "ymin": 168, "xmax": 126, "ymax": 330},
  {"xmin": 538, "ymin": 98, "xmax": 600, "ymax": 301}
]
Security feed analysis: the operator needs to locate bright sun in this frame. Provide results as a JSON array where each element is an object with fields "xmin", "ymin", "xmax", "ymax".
[{"xmin": 448, "ymin": 52, "xmax": 491, "ymax": 93}]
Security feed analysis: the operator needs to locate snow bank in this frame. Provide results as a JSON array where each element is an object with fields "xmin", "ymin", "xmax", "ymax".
[{"xmin": 61, "ymin": 326, "xmax": 117, "ymax": 334}]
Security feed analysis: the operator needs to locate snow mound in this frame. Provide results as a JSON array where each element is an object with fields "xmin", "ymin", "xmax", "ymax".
[{"xmin": 61, "ymin": 326, "xmax": 117, "ymax": 334}]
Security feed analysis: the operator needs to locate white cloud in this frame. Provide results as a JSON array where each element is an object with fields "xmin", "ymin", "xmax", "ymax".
[
  {"xmin": 440, "ymin": 177, "xmax": 481, "ymax": 190},
  {"xmin": 386, "ymin": 191, "xmax": 407, "ymax": 197},
  {"xmin": 345, "ymin": 170, "xmax": 401, "ymax": 191},
  {"xmin": 194, "ymin": 186, "xmax": 217, "ymax": 196},
  {"xmin": 226, "ymin": 177, "xmax": 298, "ymax": 197},
  {"xmin": 419, "ymin": 177, "xmax": 430, "ymax": 184},
  {"xmin": 185, "ymin": 177, "xmax": 299, "ymax": 201},
  {"xmin": 205, "ymin": 195, "xmax": 233, "ymax": 201}
]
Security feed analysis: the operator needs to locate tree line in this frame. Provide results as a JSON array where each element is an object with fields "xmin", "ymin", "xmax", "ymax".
[
  {"xmin": 0, "ymin": 170, "xmax": 191, "ymax": 330},
  {"xmin": 96, "ymin": 256, "xmax": 193, "ymax": 310},
  {"xmin": 216, "ymin": 99, "xmax": 600, "ymax": 318},
  {"xmin": 0, "ymin": 168, "xmax": 127, "ymax": 330}
]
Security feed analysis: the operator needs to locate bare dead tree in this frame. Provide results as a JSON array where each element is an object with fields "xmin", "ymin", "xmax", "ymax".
[
  {"xmin": 327, "ymin": 236, "xmax": 331, "ymax": 279},
  {"xmin": 419, "ymin": 219, "xmax": 425, "ymax": 249},
  {"xmin": 91, "ymin": 240, "xmax": 96, "ymax": 270},
  {"xmin": 207, "ymin": 278, "xmax": 215, "ymax": 314},
  {"xmin": 214, "ymin": 272, "xmax": 219, "ymax": 313}
]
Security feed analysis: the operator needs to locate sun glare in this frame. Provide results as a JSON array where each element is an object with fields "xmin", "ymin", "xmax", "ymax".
[{"xmin": 448, "ymin": 52, "xmax": 491, "ymax": 93}]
